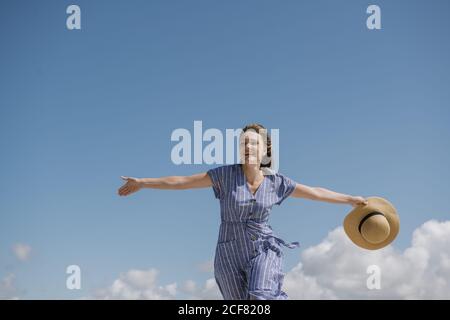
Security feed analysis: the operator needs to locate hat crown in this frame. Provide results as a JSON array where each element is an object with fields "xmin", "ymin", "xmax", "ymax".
[
  {"xmin": 343, "ymin": 197, "xmax": 399, "ymax": 250},
  {"xmin": 360, "ymin": 213, "xmax": 390, "ymax": 244}
]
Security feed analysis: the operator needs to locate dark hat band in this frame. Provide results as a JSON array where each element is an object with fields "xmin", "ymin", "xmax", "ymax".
[{"xmin": 358, "ymin": 212, "xmax": 385, "ymax": 234}]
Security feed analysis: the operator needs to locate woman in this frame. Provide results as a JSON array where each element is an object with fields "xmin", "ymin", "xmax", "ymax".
[{"xmin": 117, "ymin": 123, "xmax": 368, "ymax": 300}]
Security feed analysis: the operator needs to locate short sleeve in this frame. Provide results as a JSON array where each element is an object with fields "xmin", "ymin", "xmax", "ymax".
[
  {"xmin": 206, "ymin": 166, "xmax": 225, "ymax": 200},
  {"xmin": 274, "ymin": 173, "xmax": 297, "ymax": 206}
]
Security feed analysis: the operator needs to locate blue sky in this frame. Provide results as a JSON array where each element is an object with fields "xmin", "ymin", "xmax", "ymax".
[{"xmin": 1, "ymin": 0, "xmax": 449, "ymax": 299}]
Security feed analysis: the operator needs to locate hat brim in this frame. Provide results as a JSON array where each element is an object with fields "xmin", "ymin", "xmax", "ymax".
[{"xmin": 343, "ymin": 197, "xmax": 399, "ymax": 250}]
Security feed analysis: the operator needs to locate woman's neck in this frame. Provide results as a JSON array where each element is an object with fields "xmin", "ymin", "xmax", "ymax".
[{"xmin": 241, "ymin": 163, "xmax": 263, "ymax": 184}]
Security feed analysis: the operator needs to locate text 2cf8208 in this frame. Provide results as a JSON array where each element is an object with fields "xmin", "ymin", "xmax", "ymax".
[{"xmin": 222, "ymin": 304, "xmax": 271, "ymax": 315}]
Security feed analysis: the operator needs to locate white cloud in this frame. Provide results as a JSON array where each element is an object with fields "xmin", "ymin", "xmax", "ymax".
[
  {"xmin": 93, "ymin": 269, "xmax": 177, "ymax": 300},
  {"xmin": 283, "ymin": 220, "xmax": 450, "ymax": 299},
  {"xmin": 182, "ymin": 279, "xmax": 197, "ymax": 293},
  {"xmin": 180, "ymin": 278, "xmax": 222, "ymax": 300},
  {"xmin": 93, "ymin": 269, "xmax": 221, "ymax": 300},
  {"xmin": 12, "ymin": 243, "xmax": 32, "ymax": 262},
  {"xmin": 91, "ymin": 220, "xmax": 450, "ymax": 300},
  {"xmin": 0, "ymin": 274, "xmax": 19, "ymax": 300}
]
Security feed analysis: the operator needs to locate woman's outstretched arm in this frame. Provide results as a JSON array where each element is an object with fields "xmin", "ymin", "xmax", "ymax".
[
  {"xmin": 290, "ymin": 183, "xmax": 368, "ymax": 207},
  {"xmin": 117, "ymin": 172, "xmax": 212, "ymax": 196}
]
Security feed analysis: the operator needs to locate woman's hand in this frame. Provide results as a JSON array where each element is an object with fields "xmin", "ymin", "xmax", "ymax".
[
  {"xmin": 349, "ymin": 196, "xmax": 368, "ymax": 207},
  {"xmin": 118, "ymin": 176, "xmax": 142, "ymax": 196}
]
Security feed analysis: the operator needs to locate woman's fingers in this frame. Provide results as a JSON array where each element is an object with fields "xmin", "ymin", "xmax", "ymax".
[
  {"xmin": 351, "ymin": 196, "xmax": 368, "ymax": 206},
  {"xmin": 119, "ymin": 186, "xmax": 130, "ymax": 195},
  {"xmin": 118, "ymin": 176, "xmax": 141, "ymax": 196},
  {"xmin": 358, "ymin": 197, "xmax": 368, "ymax": 205},
  {"xmin": 119, "ymin": 184, "xmax": 139, "ymax": 196}
]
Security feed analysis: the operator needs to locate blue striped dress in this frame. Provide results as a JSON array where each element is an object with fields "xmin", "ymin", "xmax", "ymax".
[{"xmin": 207, "ymin": 163, "xmax": 299, "ymax": 300}]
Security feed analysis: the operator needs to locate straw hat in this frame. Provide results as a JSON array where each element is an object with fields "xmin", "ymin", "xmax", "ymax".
[{"xmin": 343, "ymin": 197, "xmax": 399, "ymax": 250}]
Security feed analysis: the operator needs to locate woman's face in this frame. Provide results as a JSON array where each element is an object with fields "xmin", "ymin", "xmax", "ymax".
[{"xmin": 239, "ymin": 130, "xmax": 267, "ymax": 166}]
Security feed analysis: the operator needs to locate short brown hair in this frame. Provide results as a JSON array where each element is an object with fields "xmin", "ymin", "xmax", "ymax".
[{"xmin": 241, "ymin": 123, "xmax": 272, "ymax": 168}]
